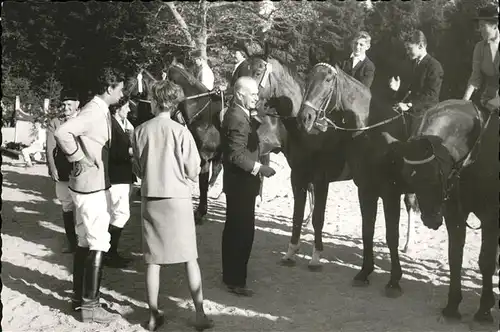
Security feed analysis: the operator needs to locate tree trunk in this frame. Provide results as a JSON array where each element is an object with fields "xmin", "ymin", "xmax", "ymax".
[
  {"xmin": 198, "ymin": 0, "xmax": 209, "ymax": 61},
  {"xmin": 165, "ymin": 2, "xmax": 196, "ymax": 48}
]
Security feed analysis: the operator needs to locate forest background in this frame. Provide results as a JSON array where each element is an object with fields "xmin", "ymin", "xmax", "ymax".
[{"xmin": 2, "ymin": 0, "xmax": 497, "ymax": 124}]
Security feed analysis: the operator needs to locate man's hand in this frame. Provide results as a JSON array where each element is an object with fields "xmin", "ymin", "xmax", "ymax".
[
  {"xmin": 258, "ymin": 165, "xmax": 276, "ymax": 178},
  {"xmin": 72, "ymin": 157, "xmax": 95, "ymax": 177},
  {"xmin": 48, "ymin": 166, "xmax": 59, "ymax": 182},
  {"xmin": 389, "ymin": 76, "xmax": 401, "ymax": 92},
  {"xmin": 396, "ymin": 102, "xmax": 412, "ymax": 112}
]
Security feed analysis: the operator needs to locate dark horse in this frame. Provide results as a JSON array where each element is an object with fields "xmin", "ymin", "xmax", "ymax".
[
  {"xmin": 233, "ymin": 50, "xmax": 411, "ymax": 269},
  {"xmin": 383, "ymin": 100, "xmax": 498, "ymax": 323},
  {"xmin": 233, "ymin": 48, "xmax": 365, "ymax": 269},
  {"xmin": 298, "ymin": 61, "xmax": 421, "ymax": 296},
  {"xmin": 165, "ymin": 59, "xmax": 224, "ymax": 223},
  {"xmin": 126, "ymin": 69, "xmax": 157, "ymax": 128},
  {"xmin": 166, "ymin": 59, "xmax": 275, "ymax": 224}
]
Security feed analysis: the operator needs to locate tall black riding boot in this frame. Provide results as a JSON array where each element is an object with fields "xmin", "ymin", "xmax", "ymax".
[
  {"xmin": 81, "ymin": 250, "xmax": 118, "ymax": 323},
  {"xmin": 104, "ymin": 225, "xmax": 132, "ymax": 268},
  {"xmin": 72, "ymin": 246, "xmax": 89, "ymax": 311},
  {"xmin": 62, "ymin": 211, "xmax": 77, "ymax": 253}
]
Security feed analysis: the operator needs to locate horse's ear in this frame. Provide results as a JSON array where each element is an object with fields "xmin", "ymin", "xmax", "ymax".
[{"xmin": 309, "ymin": 46, "xmax": 318, "ymax": 66}]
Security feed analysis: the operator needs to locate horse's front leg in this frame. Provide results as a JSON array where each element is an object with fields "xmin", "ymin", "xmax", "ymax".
[
  {"xmin": 353, "ymin": 184, "xmax": 379, "ymax": 286},
  {"xmin": 402, "ymin": 193, "xmax": 418, "ymax": 253},
  {"xmin": 280, "ymin": 168, "xmax": 308, "ymax": 266},
  {"xmin": 308, "ymin": 177, "xmax": 329, "ymax": 271},
  {"xmin": 208, "ymin": 157, "xmax": 223, "ymax": 188},
  {"xmin": 441, "ymin": 206, "xmax": 467, "ymax": 320},
  {"xmin": 473, "ymin": 209, "xmax": 498, "ymax": 324},
  {"xmin": 195, "ymin": 160, "xmax": 210, "ymax": 225},
  {"xmin": 382, "ymin": 188, "xmax": 403, "ymax": 298}
]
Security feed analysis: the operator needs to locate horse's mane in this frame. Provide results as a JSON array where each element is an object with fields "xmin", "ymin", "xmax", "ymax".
[
  {"xmin": 170, "ymin": 63, "xmax": 208, "ymax": 93},
  {"xmin": 267, "ymin": 57, "xmax": 305, "ymax": 93},
  {"xmin": 333, "ymin": 65, "xmax": 371, "ymax": 103}
]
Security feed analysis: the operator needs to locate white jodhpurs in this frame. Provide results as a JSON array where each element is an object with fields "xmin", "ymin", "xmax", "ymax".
[
  {"xmin": 70, "ymin": 189, "xmax": 112, "ymax": 252},
  {"xmin": 109, "ymin": 184, "xmax": 131, "ymax": 229},
  {"xmin": 55, "ymin": 181, "xmax": 74, "ymax": 212}
]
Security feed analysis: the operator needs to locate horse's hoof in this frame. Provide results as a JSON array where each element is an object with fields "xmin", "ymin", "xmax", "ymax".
[
  {"xmin": 441, "ymin": 307, "xmax": 462, "ymax": 321},
  {"xmin": 352, "ymin": 278, "xmax": 370, "ymax": 287},
  {"xmin": 280, "ymin": 258, "xmax": 296, "ymax": 267},
  {"xmin": 307, "ymin": 264, "xmax": 323, "ymax": 272},
  {"xmin": 384, "ymin": 282, "xmax": 403, "ymax": 298},
  {"xmin": 473, "ymin": 310, "xmax": 493, "ymax": 324}
]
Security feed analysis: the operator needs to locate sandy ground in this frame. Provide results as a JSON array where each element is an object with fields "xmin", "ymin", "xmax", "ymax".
[{"xmin": 1, "ymin": 153, "xmax": 498, "ymax": 332}]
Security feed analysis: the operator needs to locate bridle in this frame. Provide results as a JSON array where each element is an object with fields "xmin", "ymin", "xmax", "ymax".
[
  {"xmin": 402, "ymin": 108, "xmax": 492, "ymax": 229},
  {"xmin": 302, "ymin": 63, "xmax": 343, "ymax": 127},
  {"xmin": 301, "ymin": 63, "xmax": 404, "ymax": 134},
  {"xmin": 166, "ymin": 64, "xmax": 224, "ymax": 126}
]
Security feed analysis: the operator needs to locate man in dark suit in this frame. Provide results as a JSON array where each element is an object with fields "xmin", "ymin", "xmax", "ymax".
[
  {"xmin": 390, "ymin": 30, "xmax": 444, "ymax": 113},
  {"xmin": 221, "ymin": 76, "xmax": 276, "ymax": 297},
  {"xmin": 105, "ymin": 96, "xmax": 136, "ymax": 268},
  {"xmin": 339, "ymin": 31, "xmax": 376, "ymax": 88}
]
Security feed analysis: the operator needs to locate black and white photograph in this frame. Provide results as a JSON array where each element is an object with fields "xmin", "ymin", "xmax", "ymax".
[{"xmin": 1, "ymin": 0, "xmax": 499, "ymax": 331}]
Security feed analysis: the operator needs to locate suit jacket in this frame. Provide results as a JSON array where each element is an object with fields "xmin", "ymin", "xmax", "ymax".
[
  {"xmin": 396, "ymin": 54, "xmax": 444, "ymax": 113},
  {"xmin": 54, "ymin": 96, "xmax": 112, "ymax": 194},
  {"xmin": 132, "ymin": 112, "xmax": 201, "ymax": 198},
  {"xmin": 221, "ymin": 104, "xmax": 261, "ymax": 196},
  {"xmin": 109, "ymin": 116, "xmax": 136, "ymax": 184},
  {"xmin": 339, "ymin": 56, "xmax": 376, "ymax": 88}
]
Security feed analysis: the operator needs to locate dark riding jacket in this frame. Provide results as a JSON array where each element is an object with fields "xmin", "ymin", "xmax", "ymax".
[
  {"xmin": 339, "ymin": 56, "xmax": 376, "ymax": 88},
  {"xmin": 396, "ymin": 54, "xmax": 444, "ymax": 113}
]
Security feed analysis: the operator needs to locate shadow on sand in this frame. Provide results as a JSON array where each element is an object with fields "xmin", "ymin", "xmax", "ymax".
[{"xmin": 2, "ymin": 167, "xmax": 498, "ymax": 331}]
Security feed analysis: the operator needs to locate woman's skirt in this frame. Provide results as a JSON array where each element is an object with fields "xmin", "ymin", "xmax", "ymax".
[{"xmin": 141, "ymin": 197, "xmax": 198, "ymax": 264}]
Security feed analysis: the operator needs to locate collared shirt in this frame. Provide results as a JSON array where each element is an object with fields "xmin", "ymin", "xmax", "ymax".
[
  {"xmin": 350, "ymin": 53, "xmax": 366, "ymax": 69},
  {"xmin": 234, "ymin": 103, "xmax": 250, "ymax": 118},
  {"xmin": 415, "ymin": 51, "xmax": 427, "ymax": 66},
  {"xmin": 232, "ymin": 59, "xmax": 245, "ymax": 76},
  {"xmin": 113, "ymin": 113, "xmax": 134, "ymax": 132}
]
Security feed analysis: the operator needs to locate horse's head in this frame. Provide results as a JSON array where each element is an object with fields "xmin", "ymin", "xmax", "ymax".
[
  {"xmin": 383, "ymin": 132, "xmax": 455, "ymax": 230},
  {"xmin": 232, "ymin": 45, "xmax": 304, "ymax": 155},
  {"xmin": 166, "ymin": 58, "xmax": 218, "ymax": 126},
  {"xmin": 298, "ymin": 63, "xmax": 371, "ymax": 135},
  {"xmin": 125, "ymin": 69, "xmax": 158, "ymax": 127}
]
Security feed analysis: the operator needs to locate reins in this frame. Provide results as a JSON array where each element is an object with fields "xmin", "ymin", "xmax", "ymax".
[{"xmin": 303, "ymin": 63, "xmax": 406, "ymax": 134}]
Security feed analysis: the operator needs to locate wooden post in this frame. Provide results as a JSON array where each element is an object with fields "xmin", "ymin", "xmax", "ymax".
[
  {"xmin": 43, "ymin": 98, "xmax": 49, "ymax": 113},
  {"xmin": 14, "ymin": 96, "xmax": 20, "ymax": 142}
]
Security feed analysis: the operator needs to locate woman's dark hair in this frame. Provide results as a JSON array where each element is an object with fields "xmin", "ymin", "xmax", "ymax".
[
  {"xmin": 95, "ymin": 67, "xmax": 126, "ymax": 95},
  {"xmin": 402, "ymin": 30, "xmax": 427, "ymax": 47},
  {"xmin": 109, "ymin": 96, "xmax": 130, "ymax": 115}
]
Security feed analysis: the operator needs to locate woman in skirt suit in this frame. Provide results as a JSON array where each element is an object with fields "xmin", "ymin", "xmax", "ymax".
[{"xmin": 131, "ymin": 80, "xmax": 214, "ymax": 331}]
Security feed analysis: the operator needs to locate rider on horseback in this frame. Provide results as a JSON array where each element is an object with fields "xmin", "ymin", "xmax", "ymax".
[
  {"xmin": 462, "ymin": 4, "xmax": 499, "ymax": 114},
  {"xmin": 390, "ymin": 30, "xmax": 444, "ymax": 114}
]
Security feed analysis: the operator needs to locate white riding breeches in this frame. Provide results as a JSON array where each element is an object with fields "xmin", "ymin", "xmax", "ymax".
[
  {"xmin": 55, "ymin": 181, "xmax": 74, "ymax": 212},
  {"xmin": 70, "ymin": 189, "xmax": 112, "ymax": 252},
  {"xmin": 109, "ymin": 183, "xmax": 131, "ymax": 229}
]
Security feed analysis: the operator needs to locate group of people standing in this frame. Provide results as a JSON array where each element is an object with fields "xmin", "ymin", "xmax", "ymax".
[
  {"xmin": 43, "ymin": 66, "xmax": 273, "ymax": 331},
  {"xmin": 338, "ymin": 4, "xmax": 498, "ymax": 115},
  {"xmin": 38, "ymin": 3, "xmax": 496, "ymax": 332}
]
